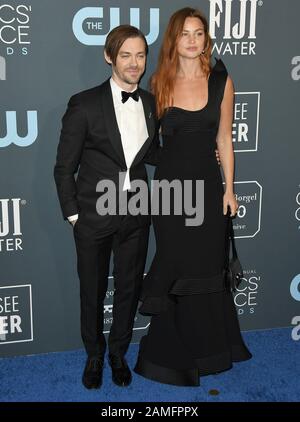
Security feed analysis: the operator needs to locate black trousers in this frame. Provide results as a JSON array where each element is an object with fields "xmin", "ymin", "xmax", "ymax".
[{"xmin": 73, "ymin": 214, "xmax": 149, "ymax": 358}]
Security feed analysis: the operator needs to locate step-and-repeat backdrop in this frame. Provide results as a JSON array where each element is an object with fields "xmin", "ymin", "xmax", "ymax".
[{"xmin": 1, "ymin": 0, "xmax": 299, "ymax": 356}]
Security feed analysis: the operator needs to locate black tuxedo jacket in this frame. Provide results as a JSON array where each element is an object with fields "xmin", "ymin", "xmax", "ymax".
[{"xmin": 54, "ymin": 80, "xmax": 160, "ymax": 227}]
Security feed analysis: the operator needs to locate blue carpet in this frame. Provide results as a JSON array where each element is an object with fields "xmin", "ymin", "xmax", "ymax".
[{"xmin": 0, "ymin": 328, "xmax": 299, "ymax": 402}]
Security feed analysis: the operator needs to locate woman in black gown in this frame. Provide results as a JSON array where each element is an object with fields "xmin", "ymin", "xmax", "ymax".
[{"xmin": 134, "ymin": 7, "xmax": 252, "ymax": 386}]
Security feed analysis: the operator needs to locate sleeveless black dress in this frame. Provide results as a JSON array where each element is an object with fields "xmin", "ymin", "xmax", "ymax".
[{"xmin": 134, "ymin": 59, "xmax": 252, "ymax": 386}]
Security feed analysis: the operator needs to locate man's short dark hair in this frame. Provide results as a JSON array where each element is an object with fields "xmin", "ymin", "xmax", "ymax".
[{"xmin": 104, "ymin": 25, "xmax": 148, "ymax": 65}]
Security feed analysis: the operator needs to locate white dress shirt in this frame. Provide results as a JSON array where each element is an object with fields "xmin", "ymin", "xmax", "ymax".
[
  {"xmin": 110, "ymin": 77, "xmax": 148, "ymax": 190},
  {"xmin": 68, "ymin": 77, "xmax": 148, "ymax": 223}
]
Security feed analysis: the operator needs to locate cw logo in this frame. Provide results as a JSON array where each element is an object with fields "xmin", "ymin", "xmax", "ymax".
[
  {"xmin": 0, "ymin": 111, "xmax": 38, "ymax": 147},
  {"xmin": 72, "ymin": 7, "xmax": 159, "ymax": 46},
  {"xmin": 0, "ymin": 56, "xmax": 5, "ymax": 80},
  {"xmin": 290, "ymin": 274, "xmax": 300, "ymax": 301}
]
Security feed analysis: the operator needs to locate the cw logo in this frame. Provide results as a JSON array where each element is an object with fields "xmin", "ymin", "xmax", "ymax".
[
  {"xmin": 290, "ymin": 274, "xmax": 300, "ymax": 301},
  {"xmin": 0, "ymin": 111, "xmax": 38, "ymax": 147},
  {"xmin": 0, "ymin": 56, "xmax": 6, "ymax": 80},
  {"xmin": 73, "ymin": 7, "xmax": 159, "ymax": 46}
]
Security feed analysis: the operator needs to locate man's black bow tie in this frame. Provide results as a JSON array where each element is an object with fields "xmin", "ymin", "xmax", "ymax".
[{"xmin": 121, "ymin": 89, "xmax": 139, "ymax": 103}]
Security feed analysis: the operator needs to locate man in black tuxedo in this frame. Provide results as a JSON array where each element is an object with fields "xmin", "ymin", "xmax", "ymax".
[{"xmin": 54, "ymin": 25, "xmax": 160, "ymax": 389}]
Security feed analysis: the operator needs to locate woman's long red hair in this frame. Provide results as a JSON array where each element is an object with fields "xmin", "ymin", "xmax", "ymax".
[{"xmin": 151, "ymin": 8, "xmax": 213, "ymax": 119}]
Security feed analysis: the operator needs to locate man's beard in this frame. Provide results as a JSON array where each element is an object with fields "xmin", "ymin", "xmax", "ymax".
[
  {"xmin": 122, "ymin": 72, "xmax": 140, "ymax": 85},
  {"xmin": 123, "ymin": 76, "xmax": 139, "ymax": 85}
]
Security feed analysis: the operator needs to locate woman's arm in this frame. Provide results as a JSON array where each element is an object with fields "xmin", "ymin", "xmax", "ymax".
[{"xmin": 216, "ymin": 76, "xmax": 238, "ymax": 217}]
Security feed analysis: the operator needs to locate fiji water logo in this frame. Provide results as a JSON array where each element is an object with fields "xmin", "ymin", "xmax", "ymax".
[
  {"xmin": 209, "ymin": 0, "xmax": 262, "ymax": 56},
  {"xmin": 0, "ymin": 198, "xmax": 25, "ymax": 253},
  {"xmin": 0, "ymin": 111, "xmax": 38, "ymax": 147},
  {"xmin": 72, "ymin": 6, "xmax": 160, "ymax": 46},
  {"xmin": 0, "ymin": 198, "xmax": 23, "ymax": 238}
]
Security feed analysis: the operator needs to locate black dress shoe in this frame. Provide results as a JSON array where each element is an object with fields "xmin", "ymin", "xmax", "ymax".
[
  {"xmin": 108, "ymin": 354, "xmax": 132, "ymax": 387},
  {"xmin": 82, "ymin": 356, "xmax": 104, "ymax": 389}
]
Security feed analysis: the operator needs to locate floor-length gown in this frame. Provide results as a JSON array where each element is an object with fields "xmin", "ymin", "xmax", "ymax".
[{"xmin": 134, "ymin": 58, "xmax": 252, "ymax": 386}]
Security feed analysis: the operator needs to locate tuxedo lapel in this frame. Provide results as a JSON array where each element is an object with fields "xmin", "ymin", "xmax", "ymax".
[
  {"xmin": 100, "ymin": 80, "xmax": 126, "ymax": 167},
  {"xmin": 131, "ymin": 89, "xmax": 155, "ymax": 167}
]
